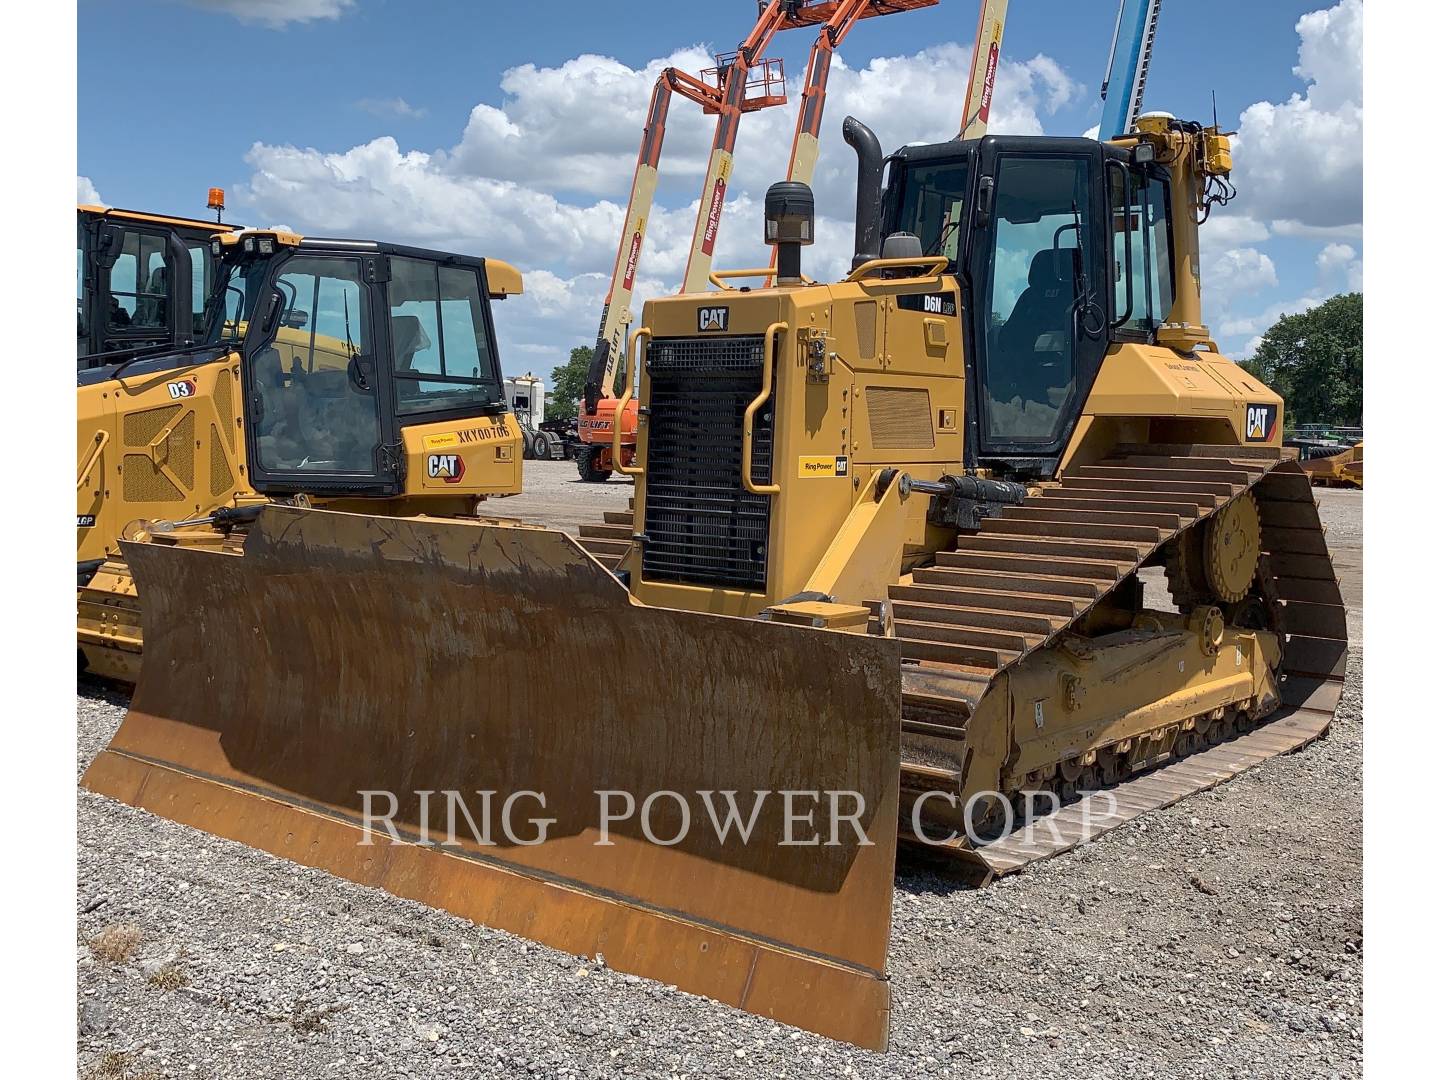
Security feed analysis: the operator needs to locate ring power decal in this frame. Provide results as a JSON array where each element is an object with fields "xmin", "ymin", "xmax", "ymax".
[{"xmin": 797, "ymin": 455, "xmax": 849, "ymax": 478}]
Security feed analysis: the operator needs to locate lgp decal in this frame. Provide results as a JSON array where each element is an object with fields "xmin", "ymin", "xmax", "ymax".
[
  {"xmin": 426, "ymin": 453, "xmax": 466, "ymax": 483},
  {"xmin": 1244, "ymin": 403, "xmax": 1279, "ymax": 442},
  {"xmin": 167, "ymin": 378, "xmax": 198, "ymax": 399},
  {"xmin": 77, "ymin": 514, "xmax": 97, "ymax": 528},
  {"xmin": 698, "ymin": 306, "xmax": 729, "ymax": 332}
]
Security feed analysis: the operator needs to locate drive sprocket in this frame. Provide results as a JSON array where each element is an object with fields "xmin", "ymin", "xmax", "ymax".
[
  {"xmin": 1165, "ymin": 492, "xmax": 1262, "ymax": 608},
  {"xmin": 1204, "ymin": 492, "xmax": 1261, "ymax": 603}
]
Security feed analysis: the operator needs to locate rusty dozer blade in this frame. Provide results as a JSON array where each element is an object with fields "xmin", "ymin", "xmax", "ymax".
[{"xmin": 81, "ymin": 506, "xmax": 902, "ymax": 1050}]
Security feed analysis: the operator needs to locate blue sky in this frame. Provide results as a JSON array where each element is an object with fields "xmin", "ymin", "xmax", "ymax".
[{"xmin": 79, "ymin": 0, "xmax": 1362, "ymax": 369}]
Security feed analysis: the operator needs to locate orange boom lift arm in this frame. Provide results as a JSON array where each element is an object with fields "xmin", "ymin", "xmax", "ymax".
[{"xmin": 959, "ymin": 0, "xmax": 1009, "ymax": 138}]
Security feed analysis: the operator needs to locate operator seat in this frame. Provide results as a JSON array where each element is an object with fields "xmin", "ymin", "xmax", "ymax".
[
  {"xmin": 138, "ymin": 265, "xmax": 168, "ymax": 328},
  {"xmin": 389, "ymin": 314, "xmax": 432, "ymax": 400},
  {"xmin": 992, "ymin": 248, "xmax": 1080, "ymax": 413},
  {"xmin": 999, "ymin": 248, "xmax": 1079, "ymax": 358}
]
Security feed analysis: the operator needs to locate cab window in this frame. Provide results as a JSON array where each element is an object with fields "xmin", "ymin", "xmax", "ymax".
[
  {"xmin": 388, "ymin": 257, "xmax": 502, "ymax": 416},
  {"xmin": 979, "ymin": 155, "xmax": 1097, "ymax": 445},
  {"xmin": 108, "ymin": 230, "xmax": 170, "ymax": 330},
  {"xmin": 895, "ymin": 160, "xmax": 970, "ymax": 266},
  {"xmin": 250, "ymin": 255, "xmax": 382, "ymax": 475},
  {"xmin": 187, "ymin": 241, "xmax": 212, "ymax": 328},
  {"xmin": 1110, "ymin": 167, "xmax": 1174, "ymax": 333}
]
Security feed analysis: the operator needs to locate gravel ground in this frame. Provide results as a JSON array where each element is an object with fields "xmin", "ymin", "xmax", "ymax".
[
  {"xmin": 76, "ymin": 479, "xmax": 1362, "ymax": 1079},
  {"xmin": 484, "ymin": 457, "xmax": 637, "ymax": 536}
]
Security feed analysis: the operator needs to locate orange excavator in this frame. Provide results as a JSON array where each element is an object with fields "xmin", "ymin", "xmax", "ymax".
[{"xmin": 576, "ymin": 0, "xmax": 945, "ymax": 481}]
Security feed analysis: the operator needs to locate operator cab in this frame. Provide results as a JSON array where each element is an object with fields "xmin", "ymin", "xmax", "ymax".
[
  {"xmin": 77, "ymin": 207, "xmax": 232, "ymax": 366},
  {"xmin": 222, "ymin": 234, "xmax": 511, "ymax": 497},
  {"xmin": 878, "ymin": 131, "xmax": 1176, "ymax": 478}
]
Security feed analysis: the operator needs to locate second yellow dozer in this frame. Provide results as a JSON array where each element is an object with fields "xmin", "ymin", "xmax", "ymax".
[
  {"xmin": 83, "ymin": 114, "xmax": 1347, "ymax": 1050},
  {"xmin": 77, "ymin": 227, "xmax": 526, "ymax": 681},
  {"xmin": 1302, "ymin": 439, "xmax": 1363, "ymax": 488}
]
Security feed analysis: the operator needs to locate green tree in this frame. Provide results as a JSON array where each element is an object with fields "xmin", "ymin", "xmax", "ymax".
[
  {"xmin": 547, "ymin": 346, "xmax": 594, "ymax": 421},
  {"xmin": 548, "ymin": 344, "xmax": 627, "ymax": 420},
  {"xmin": 1240, "ymin": 293, "xmax": 1362, "ymax": 429}
]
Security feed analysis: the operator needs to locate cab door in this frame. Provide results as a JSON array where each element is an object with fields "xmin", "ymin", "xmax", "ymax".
[
  {"xmin": 241, "ymin": 251, "xmax": 401, "ymax": 496},
  {"xmin": 89, "ymin": 222, "xmax": 193, "ymax": 357},
  {"xmin": 965, "ymin": 139, "xmax": 1109, "ymax": 474}
]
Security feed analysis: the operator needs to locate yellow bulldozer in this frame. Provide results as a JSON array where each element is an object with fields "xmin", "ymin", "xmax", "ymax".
[
  {"xmin": 83, "ymin": 113, "xmax": 1346, "ymax": 1049},
  {"xmin": 1301, "ymin": 439, "xmax": 1363, "ymax": 488},
  {"xmin": 78, "ymin": 227, "xmax": 526, "ymax": 681}
]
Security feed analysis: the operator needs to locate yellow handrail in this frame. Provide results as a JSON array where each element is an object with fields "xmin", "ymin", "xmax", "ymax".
[
  {"xmin": 707, "ymin": 267, "xmax": 813, "ymax": 290},
  {"xmin": 77, "ymin": 429, "xmax": 109, "ymax": 491},
  {"xmin": 742, "ymin": 322, "xmax": 786, "ymax": 496},
  {"xmin": 612, "ymin": 326, "xmax": 650, "ymax": 477},
  {"xmin": 844, "ymin": 255, "xmax": 950, "ymax": 283}
]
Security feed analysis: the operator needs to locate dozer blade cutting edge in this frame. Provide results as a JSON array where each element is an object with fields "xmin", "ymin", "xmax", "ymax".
[{"xmin": 81, "ymin": 505, "xmax": 903, "ymax": 1050}]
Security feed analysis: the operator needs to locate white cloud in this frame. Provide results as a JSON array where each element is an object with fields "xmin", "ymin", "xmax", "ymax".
[
  {"xmin": 441, "ymin": 45, "xmax": 1078, "ymax": 205},
  {"xmin": 1219, "ymin": 295, "xmax": 1324, "ymax": 341},
  {"xmin": 1317, "ymin": 241, "xmax": 1363, "ymax": 291},
  {"xmin": 1200, "ymin": 215, "xmax": 1271, "ymax": 264},
  {"xmin": 78, "ymin": 176, "xmax": 103, "ymax": 205},
  {"xmin": 1203, "ymin": 0, "xmax": 1362, "ymax": 355},
  {"xmin": 1225, "ymin": 0, "xmax": 1361, "ymax": 230},
  {"xmin": 356, "ymin": 97, "xmax": 428, "ymax": 120},
  {"xmin": 1208, "ymin": 247, "xmax": 1279, "ymax": 303},
  {"xmin": 181, "ymin": 1, "xmax": 353, "ymax": 28},
  {"xmin": 1270, "ymin": 218, "xmax": 1363, "ymax": 241},
  {"xmin": 237, "ymin": 42, "xmax": 1082, "ymax": 368}
]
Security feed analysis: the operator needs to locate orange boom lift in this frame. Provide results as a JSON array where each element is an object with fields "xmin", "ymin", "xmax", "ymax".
[{"xmin": 578, "ymin": 0, "xmax": 940, "ymax": 482}]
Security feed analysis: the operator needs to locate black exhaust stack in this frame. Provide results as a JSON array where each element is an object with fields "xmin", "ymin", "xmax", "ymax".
[{"xmin": 843, "ymin": 116, "xmax": 883, "ymax": 269}]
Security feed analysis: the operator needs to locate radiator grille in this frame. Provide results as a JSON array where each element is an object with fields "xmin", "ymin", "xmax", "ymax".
[
  {"xmin": 213, "ymin": 368, "xmax": 235, "ymax": 450},
  {"xmin": 123, "ymin": 454, "xmax": 183, "ymax": 502},
  {"xmin": 853, "ymin": 300, "xmax": 878, "ymax": 361},
  {"xmin": 866, "ymin": 386, "xmax": 935, "ymax": 449},
  {"xmin": 210, "ymin": 424, "xmax": 235, "ymax": 497},
  {"xmin": 641, "ymin": 335, "xmax": 773, "ymax": 590},
  {"xmin": 168, "ymin": 412, "xmax": 196, "ymax": 488},
  {"xmin": 123, "ymin": 403, "xmax": 182, "ymax": 447}
]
